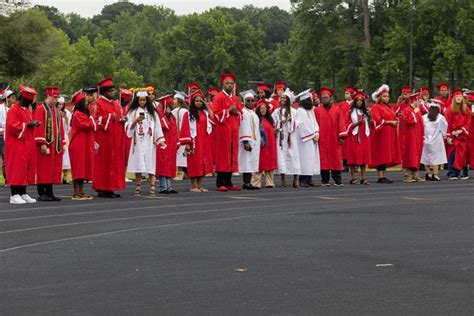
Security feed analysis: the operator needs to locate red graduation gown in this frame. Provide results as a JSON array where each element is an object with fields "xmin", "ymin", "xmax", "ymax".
[
  {"xmin": 91, "ymin": 96, "xmax": 125, "ymax": 191},
  {"xmin": 394, "ymin": 99, "xmax": 411, "ymax": 154},
  {"xmin": 467, "ymin": 109, "xmax": 474, "ymax": 168},
  {"xmin": 268, "ymin": 99, "xmax": 280, "ymax": 115},
  {"xmin": 314, "ymin": 104, "xmax": 345, "ymax": 170},
  {"xmin": 119, "ymin": 105, "xmax": 131, "ymax": 168},
  {"xmin": 212, "ymin": 91, "xmax": 242, "ymax": 172},
  {"xmin": 434, "ymin": 96, "xmax": 451, "ymax": 114},
  {"xmin": 33, "ymin": 102, "xmax": 65, "ymax": 184},
  {"xmin": 69, "ymin": 111, "xmax": 96, "ymax": 181},
  {"xmin": 5, "ymin": 103, "xmax": 36, "ymax": 186},
  {"xmin": 337, "ymin": 100, "xmax": 352, "ymax": 160},
  {"xmin": 258, "ymin": 117, "xmax": 277, "ymax": 172},
  {"xmin": 401, "ymin": 107, "xmax": 424, "ymax": 169},
  {"xmin": 343, "ymin": 111, "xmax": 372, "ymax": 166},
  {"xmin": 179, "ymin": 111, "xmax": 214, "ymax": 177},
  {"xmin": 369, "ymin": 103, "xmax": 401, "ymax": 168},
  {"xmin": 445, "ymin": 108, "xmax": 472, "ymax": 170},
  {"xmin": 156, "ymin": 110, "xmax": 178, "ymax": 178}
]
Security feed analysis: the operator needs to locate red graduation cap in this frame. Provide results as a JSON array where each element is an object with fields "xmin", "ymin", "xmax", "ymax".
[
  {"xmin": 320, "ymin": 87, "xmax": 334, "ymax": 97},
  {"xmin": 71, "ymin": 91, "xmax": 85, "ymax": 106},
  {"xmin": 401, "ymin": 86, "xmax": 412, "ymax": 94},
  {"xmin": 97, "ymin": 77, "xmax": 114, "ymax": 88},
  {"xmin": 20, "ymin": 85, "xmax": 38, "ymax": 101},
  {"xmin": 257, "ymin": 83, "xmax": 270, "ymax": 92},
  {"xmin": 256, "ymin": 99, "xmax": 270, "ymax": 109},
  {"xmin": 191, "ymin": 90, "xmax": 205, "ymax": 101},
  {"xmin": 187, "ymin": 82, "xmax": 201, "ymax": 92},
  {"xmin": 220, "ymin": 73, "xmax": 236, "ymax": 84},
  {"xmin": 120, "ymin": 88, "xmax": 133, "ymax": 102},
  {"xmin": 465, "ymin": 92, "xmax": 474, "ymax": 102},
  {"xmin": 274, "ymin": 81, "xmax": 286, "ymax": 90},
  {"xmin": 452, "ymin": 89, "xmax": 463, "ymax": 96},
  {"xmin": 158, "ymin": 94, "xmax": 174, "ymax": 107},
  {"xmin": 206, "ymin": 87, "xmax": 219, "ymax": 96},
  {"xmin": 345, "ymin": 86, "xmax": 356, "ymax": 94},
  {"xmin": 409, "ymin": 92, "xmax": 421, "ymax": 102},
  {"xmin": 353, "ymin": 90, "xmax": 366, "ymax": 100},
  {"xmin": 420, "ymin": 87, "xmax": 430, "ymax": 94},
  {"xmin": 436, "ymin": 83, "xmax": 449, "ymax": 90},
  {"xmin": 44, "ymin": 86, "xmax": 61, "ymax": 97}
]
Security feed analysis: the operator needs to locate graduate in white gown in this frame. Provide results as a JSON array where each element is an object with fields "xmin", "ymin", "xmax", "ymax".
[
  {"xmin": 238, "ymin": 90, "xmax": 261, "ymax": 189},
  {"xmin": 271, "ymin": 88, "xmax": 301, "ymax": 188},
  {"xmin": 171, "ymin": 91, "xmax": 188, "ymax": 179},
  {"xmin": 421, "ymin": 99, "xmax": 448, "ymax": 181},
  {"xmin": 125, "ymin": 90, "xmax": 166, "ymax": 196},
  {"xmin": 295, "ymin": 89, "xmax": 320, "ymax": 187}
]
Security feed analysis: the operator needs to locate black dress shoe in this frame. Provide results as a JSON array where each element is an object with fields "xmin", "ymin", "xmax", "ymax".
[
  {"xmin": 49, "ymin": 195, "xmax": 61, "ymax": 201},
  {"xmin": 168, "ymin": 189, "xmax": 178, "ymax": 194},
  {"xmin": 97, "ymin": 192, "xmax": 115, "ymax": 198},
  {"xmin": 38, "ymin": 195, "xmax": 53, "ymax": 201},
  {"xmin": 113, "ymin": 193, "xmax": 121, "ymax": 198},
  {"xmin": 159, "ymin": 190, "xmax": 170, "ymax": 194}
]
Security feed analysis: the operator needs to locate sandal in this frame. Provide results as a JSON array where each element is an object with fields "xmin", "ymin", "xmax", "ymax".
[
  {"xmin": 190, "ymin": 188, "xmax": 201, "ymax": 192},
  {"xmin": 71, "ymin": 194, "xmax": 84, "ymax": 200},
  {"xmin": 80, "ymin": 193, "xmax": 93, "ymax": 200},
  {"xmin": 350, "ymin": 179, "xmax": 359, "ymax": 185},
  {"xmin": 134, "ymin": 183, "xmax": 142, "ymax": 196},
  {"xmin": 360, "ymin": 178, "xmax": 370, "ymax": 185},
  {"xmin": 200, "ymin": 188, "xmax": 209, "ymax": 192},
  {"xmin": 149, "ymin": 184, "xmax": 156, "ymax": 196}
]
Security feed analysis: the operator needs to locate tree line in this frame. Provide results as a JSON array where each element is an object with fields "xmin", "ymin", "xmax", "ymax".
[{"xmin": 0, "ymin": 0, "xmax": 472, "ymax": 99}]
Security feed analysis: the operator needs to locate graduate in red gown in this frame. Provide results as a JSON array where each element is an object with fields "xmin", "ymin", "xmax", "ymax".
[
  {"xmin": 5, "ymin": 85, "xmax": 39, "ymax": 204},
  {"xmin": 338, "ymin": 86, "xmax": 355, "ymax": 170},
  {"xmin": 342, "ymin": 90, "xmax": 372, "ymax": 185},
  {"xmin": 434, "ymin": 83, "xmax": 452, "ymax": 114},
  {"xmin": 156, "ymin": 94, "xmax": 179, "ymax": 194},
  {"xmin": 418, "ymin": 87, "xmax": 431, "ymax": 115},
  {"xmin": 445, "ymin": 89, "xmax": 472, "ymax": 179},
  {"xmin": 369, "ymin": 84, "xmax": 401, "ymax": 183},
  {"xmin": 33, "ymin": 86, "xmax": 65, "ymax": 201},
  {"xmin": 119, "ymin": 88, "xmax": 133, "ymax": 171},
  {"xmin": 68, "ymin": 91, "xmax": 96, "ymax": 200},
  {"xmin": 401, "ymin": 93, "xmax": 425, "ymax": 182},
  {"xmin": 314, "ymin": 87, "xmax": 346, "ymax": 186},
  {"xmin": 252, "ymin": 100, "xmax": 278, "ymax": 188},
  {"xmin": 257, "ymin": 83, "xmax": 279, "ymax": 114},
  {"xmin": 207, "ymin": 87, "xmax": 219, "ymax": 171},
  {"xmin": 394, "ymin": 86, "xmax": 412, "ymax": 156},
  {"xmin": 179, "ymin": 90, "xmax": 214, "ymax": 192},
  {"xmin": 212, "ymin": 73, "xmax": 242, "ymax": 191},
  {"xmin": 465, "ymin": 92, "xmax": 474, "ymax": 174},
  {"xmin": 92, "ymin": 77, "xmax": 125, "ymax": 198}
]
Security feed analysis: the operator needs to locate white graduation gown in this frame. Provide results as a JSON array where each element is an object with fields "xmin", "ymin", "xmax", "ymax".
[
  {"xmin": 296, "ymin": 108, "xmax": 320, "ymax": 175},
  {"xmin": 272, "ymin": 107, "xmax": 301, "ymax": 175},
  {"xmin": 125, "ymin": 108, "xmax": 165, "ymax": 175},
  {"xmin": 62, "ymin": 109, "xmax": 72, "ymax": 170},
  {"xmin": 421, "ymin": 114, "xmax": 448, "ymax": 165},
  {"xmin": 172, "ymin": 107, "xmax": 189, "ymax": 167},
  {"xmin": 238, "ymin": 107, "xmax": 261, "ymax": 173}
]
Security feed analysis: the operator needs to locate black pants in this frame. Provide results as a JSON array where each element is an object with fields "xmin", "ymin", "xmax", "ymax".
[
  {"xmin": 216, "ymin": 172, "xmax": 233, "ymax": 187},
  {"xmin": 37, "ymin": 184, "xmax": 54, "ymax": 197},
  {"xmin": 321, "ymin": 170, "xmax": 342, "ymax": 184},
  {"xmin": 242, "ymin": 173, "xmax": 252, "ymax": 185},
  {"xmin": 11, "ymin": 185, "xmax": 26, "ymax": 196},
  {"xmin": 299, "ymin": 175, "xmax": 312, "ymax": 184},
  {"xmin": 376, "ymin": 165, "xmax": 387, "ymax": 172}
]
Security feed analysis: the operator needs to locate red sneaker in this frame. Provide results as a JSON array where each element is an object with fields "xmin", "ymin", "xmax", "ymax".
[
  {"xmin": 226, "ymin": 185, "xmax": 241, "ymax": 191},
  {"xmin": 216, "ymin": 186, "xmax": 229, "ymax": 192}
]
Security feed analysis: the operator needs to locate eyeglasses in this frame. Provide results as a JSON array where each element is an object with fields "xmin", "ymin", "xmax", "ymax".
[{"xmin": 246, "ymin": 99, "xmax": 255, "ymax": 102}]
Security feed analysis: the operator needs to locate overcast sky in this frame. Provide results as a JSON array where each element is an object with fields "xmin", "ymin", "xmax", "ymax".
[{"xmin": 33, "ymin": 0, "xmax": 292, "ymax": 17}]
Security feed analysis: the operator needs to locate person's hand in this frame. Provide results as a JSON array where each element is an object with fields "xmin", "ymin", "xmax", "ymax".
[
  {"xmin": 40, "ymin": 144, "xmax": 48, "ymax": 155},
  {"xmin": 414, "ymin": 107, "xmax": 420, "ymax": 113},
  {"xmin": 135, "ymin": 115, "xmax": 144, "ymax": 123},
  {"xmin": 356, "ymin": 119, "xmax": 364, "ymax": 126},
  {"xmin": 119, "ymin": 117, "xmax": 127, "ymax": 123},
  {"xmin": 313, "ymin": 134, "xmax": 319, "ymax": 143},
  {"xmin": 244, "ymin": 142, "xmax": 252, "ymax": 152},
  {"xmin": 112, "ymin": 113, "xmax": 118, "ymax": 121},
  {"xmin": 229, "ymin": 104, "xmax": 237, "ymax": 114},
  {"xmin": 165, "ymin": 106, "xmax": 171, "ymax": 114},
  {"xmin": 159, "ymin": 141, "xmax": 167, "ymax": 149},
  {"xmin": 447, "ymin": 137, "xmax": 453, "ymax": 145},
  {"xmin": 27, "ymin": 120, "xmax": 39, "ymax": 127},
  {"xmin": 185, "ymin": 143, "xmax": 191, "ymax": 151}
]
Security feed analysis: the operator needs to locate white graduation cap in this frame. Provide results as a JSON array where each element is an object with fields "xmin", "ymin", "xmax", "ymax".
[
  {"xmin": 240, "ymin": 89, "xmax": 256, "ymax": 100},
  {"xmin": 283, "ymin": 88, "xmax": 296, "ymax": 104},
  {"xmin": 428, "ymin": 98, "xmax": 442, "ymax": 109},
  {"xmin": 3, "ymin": 90, "xmax": 14, "ymax": 99},
  {"xmin": 57, "ymin": 96, "xmax": 65, "ymax": 104},
  {"xmin": 296, "ymin": 89, "xmax": 312, "ymax": 101},
  {"xmin": 174, "ymin": 90, "xmax": 188, "ymax": 101},
  {"xmin": 136, "ymin": 90, "xmax": 149, "ymax": 98},
  {"xmin": 371, "ymin": 84, "xmax": 390, "ymax": 102}
]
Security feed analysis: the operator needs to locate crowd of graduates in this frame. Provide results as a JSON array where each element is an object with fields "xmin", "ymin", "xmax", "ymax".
[{"xmin": 0, "ymin": 75, "xmax": 473, "ymax": 204}]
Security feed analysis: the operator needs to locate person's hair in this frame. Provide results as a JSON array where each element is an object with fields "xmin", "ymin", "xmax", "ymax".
[
  {"xmin": 256, "ymin": 104, "xmax": 274, "ymax": 126},
  {"xmin": 127, "ymin": 94, "xmax": 156, "ymax": 120},
  {"xmin": 350, "ymin": 98, "xmax": 371, "ymax": 120},
  {"xmin": 298, "ymin": 98, "xmax": 313, "ymax": 110},
  {"xmin": 99, "ymin": 86, "xmax": 114, "ymax": 96},
  {"xmin": 450, "ymin": 96, "xmax": 467, "ymax": 114},
  {"xmin": 259, "ymin": 89, "xmax": 271, "ymax": 99},
  {"xmin": 281, "ymin": 96, "xmax": 291, "ymax": 120},
  {"xmin": 189, "ymin": 97, "xmax": 205, "ymax": 122},
  {"xmin": 73, "ymin": 98, "xmax": 90, "ymax": 117},
  {"xmin": 427, "ymin": 106, "xmax": 440, "ymax": 122},
  {"xmin": 18, "ymin": 95, "xmax": 32, "ymax": 108}
]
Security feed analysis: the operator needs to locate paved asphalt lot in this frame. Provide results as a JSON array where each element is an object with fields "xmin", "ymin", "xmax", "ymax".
[{"xmin": 0, "ymin": 172, "xmax": 473, "ymax": 315}]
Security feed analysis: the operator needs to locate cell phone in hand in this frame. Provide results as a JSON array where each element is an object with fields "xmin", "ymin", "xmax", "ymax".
[{"xmin": 139, "ymin": 112, "xmax": 145, "ymax": 117}]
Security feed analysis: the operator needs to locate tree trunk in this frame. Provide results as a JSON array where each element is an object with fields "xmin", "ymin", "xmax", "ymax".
[{"xmin": 363, "ymin": 0, "xmax": 371, "ymax": 48}]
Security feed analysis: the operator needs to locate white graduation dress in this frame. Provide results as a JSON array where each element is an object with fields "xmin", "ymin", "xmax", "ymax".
[
  {"xmin": 238, "ymin": 107, "xmax": 261, "ymax": 173},
  {"xmin": 272, "ymin": 107, "xmax": 301, "ymax": 175},
  {"xmin": 296, "ymin": 108, "xmax": 320, "ymax": 176}
]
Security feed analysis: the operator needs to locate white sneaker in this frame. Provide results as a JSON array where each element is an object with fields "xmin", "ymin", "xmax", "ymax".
[
  {"xmin": 10, "ymin": 195, "xmax": 27, "ymax": 204},
  {"xmin": 21, "ymin": 194, "xmax": 37, "ymax": 203}
]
